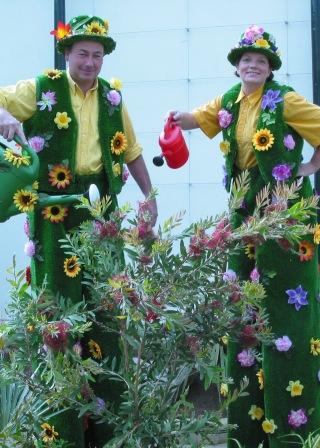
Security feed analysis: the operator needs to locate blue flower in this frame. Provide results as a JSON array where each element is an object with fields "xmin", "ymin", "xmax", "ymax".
[
  {"xmin": 286, "ymin": 285, "xmax": 308, "ymax": 311},
  {"xmin": 261, "ymin": 89, "xmax": 283, "ymax": 112}
]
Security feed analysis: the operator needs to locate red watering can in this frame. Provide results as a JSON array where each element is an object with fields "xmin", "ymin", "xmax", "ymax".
[{"xmin": 154, "ymin": 116, "xmax": 189, "ymax": 169}]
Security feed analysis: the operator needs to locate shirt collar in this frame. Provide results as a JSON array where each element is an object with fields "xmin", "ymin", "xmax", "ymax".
[
  {"xmin": 66, "ymin": 69, "xmax": 99, "ymax": 95},
  {"xmin": 235, "ymin": 84, "xmax": 265, "ymax": 104}
]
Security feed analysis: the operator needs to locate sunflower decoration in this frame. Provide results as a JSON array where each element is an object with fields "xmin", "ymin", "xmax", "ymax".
[
  {"xmin": 219, "ymin": 140, "xmax": 231, "ymax": 155},
  {"xmin": 245, "ymin": 243, "xmax": 256, "ymax": 260},
  {"xmin": 85, "ymin": 21, "xmax": 107, "ymax": 35},
  {"xmin": 43, "ymin": 68, "xmax": 63, "ymax": 80},
  {"xmin": 41, "ymin": 422, "xmax": 59, "ymax": 443},
  {"xmin": 4, "ymin": 149, "xmax": 30, "ymax": 167},
  {"xmin": 63, "ymin": 255, "xmax": 81, "ymax": 278},
  {"xmin": 252, "ymin": 128, "xmax": 274, "ymax": 151},
  {"xmin": 298, "ymin": 240, "xmax": 315, "ymax": 262},
  {"xmin": 13, "ymin": 190, "xmax": 38, "ymax": 213},
  {"xmin": 88, "ymin": 339, "xmax": 102, "ymax": 360},
  {"xmin": 48, "ymin": 163, "xmax": 72, "ymax": 190},
  {"xmin": 111, "ymin": 131, "xmax": 127, "ymax": 156},
  {"xmin": 42, "ymin": 205, "xmax": 68, "ymax": 223},
  {"xmin": 54, "ymin": 111, "xmax": 72, "ymax": 129}
]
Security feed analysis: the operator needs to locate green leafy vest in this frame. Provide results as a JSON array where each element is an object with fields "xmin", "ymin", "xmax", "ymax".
[
  {"xmin": 221, "ymin": 80, "xmax": 303, "ymax": 191},
  {"xmin": 23, "ymin": 71, "xmax": 125, "ymax": 195}
]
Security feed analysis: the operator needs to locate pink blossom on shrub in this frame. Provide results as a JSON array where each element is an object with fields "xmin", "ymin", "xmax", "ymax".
[{"xmin": 24, "ymin": 240, "xmax": 36, "ymax": 257}]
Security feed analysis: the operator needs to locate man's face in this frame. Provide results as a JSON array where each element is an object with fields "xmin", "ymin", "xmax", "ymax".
[{"xmin": 65, "ymin": 40, "xmax": 104, "ymax": 86}]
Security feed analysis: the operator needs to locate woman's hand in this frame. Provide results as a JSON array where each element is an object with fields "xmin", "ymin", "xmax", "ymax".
[{"xmin": 165, "ymin": 110, "xmax": 199, "ymax": 130}]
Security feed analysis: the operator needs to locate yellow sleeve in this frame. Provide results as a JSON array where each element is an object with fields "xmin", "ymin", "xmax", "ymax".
[
  {"xmin": 0, "ymin": 79, "xmax": 37, "ymax": 122},
  {"xmin": 121, "ymin": 103, "xmax": 142, "ymax": 164},
  {"xmin": 191, "ymin": 95, "xmax": 223, "ymax": 138},
  {"xmin": 284, "ymin": 91, "xmax": 320, "ymax": 148}
]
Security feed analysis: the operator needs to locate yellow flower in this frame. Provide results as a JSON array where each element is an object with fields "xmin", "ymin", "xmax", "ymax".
[
  {"xmin": 112, "ymin": 162, "xmax": 121, "ymax": 176},
  {"xmin": 41, "ymin": 422, "xmax": 59, "ymax": 443},
  {"xmin": 27, "ymin": 324, "xmax": 35, "ymax": 332},
  {"xmin": 286, "ymin": 380, "xmax": 304, "ymax": 397},
  {"xmin": 4, "ymin": 149, "xmax": 30, "ymax": 167},
  {"xmin": 220, "ymin": 383, "xmax": 228, "ymax": 397},
  {"xmin": 109, "ymin": 77, "xmax": 123, "ymax": 90},
  {"xmin": 85, "ymin": 21, "xmax": 106, "ymax": 35},
  {"xmin": 313, "ymin": 224, "xmax": 320, "ymax": 244},
  {"xmin": 257, "ymin": 368, "xmax": 264, "ymax": 390},
  {"xmin": 88, "ymin": 339, "xmax": 102, "ymax": 359},
  {"xmin": 298, "ymin": 240, "xmax": 314, "ymax": 262},
  {"xmin": 219, "ymin": 140, "xmax": 231, "ymax": 155},
  {"xmin": 245, "ymin": 243, "xmax": 255, "ymax": 260},
  {"xmin": 252, "ymin": 128, "xmax": 274, "ymax": 151},
  {"xmin": 32, "ymin": 181, "xmax": 39, "ymax": 190},
  {"xmin": 104, "ymin": 20, "xmax": 109, "ymax": 33},
  {"xmin": 63, "ymin": 255, "xmax": 81, "ymax": 278},
  {"xmin": 248, "ymin": 404, "xmax": 264, "ymax": 421},
  {"xmin": 13, "ymin": 189, "xmax": 38, "ymax": 212},
  {"xmin": 42, "ymin": 205, "xmax": 68, "ymax": 223},
  {"xmin": 43, "ymin": 68, "xmax": 62, "ymax": 80},
  {"xmin": 48, "ymin": 163, "xmax": 72, "ymax": 190},
  {"xmin": 54, "ymin": 111, "xmax": 72, "ymax": 129},
  {"xmin": 111, "ymin": 131, "xmax": 127, "ymax": 155},
  {"xmin": 262, "ymin": 418, "xmax": 277, "ymax": 434},
  {"xmin": 310, "ymin": 337, "xmax": 320, "ymax": 356},
  {"xmin": 255, "ymin": 39, "xmax": 270, "ymax": 48},
  {"xmin": 220, "ymin": 335, "xmax": 228, "ymax": 345}
]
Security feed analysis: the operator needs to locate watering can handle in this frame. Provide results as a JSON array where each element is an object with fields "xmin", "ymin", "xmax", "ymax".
[
  {"xmin": 14, "ymin": 134, "xmax": 28, "ymax": 148},
  {"xmin": 164, "ymin": 115, "xmax": 176, "ymax": 137}
]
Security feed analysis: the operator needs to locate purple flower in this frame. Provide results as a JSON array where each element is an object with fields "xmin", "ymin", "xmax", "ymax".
[
  {"xmin": 222, "ymin": 165, "xmax": 228, "ymax": 188},
  {"xmin": 28, "ymin": 136, "xmax": 46, "ymax": 153},
  {"xmin": 223, "ymin": 269, "xmax": 237, "ymax": 282},
  {"xmin": 237, "ymin": 349, "xmax": 255, "ymax": 367},
  {"xmin": 272, "ymin": 164, "xmax": 291, "ymax": 181},
  {"xmin": 95, "ymin": 397, "xmax": 106, "ymax": 414},
  {"xmin": 286, "ymin": 285, "xmax": 308, "ymax": 311},
  {"xmin": 73, "ymin": 341, "xmax": 82, "ymax": 357},
  {"xmin": 107, "ymin": 89, "xmax": 121, "ymax": 106},
  {"xmin": 122, "ymin": 166, "xmax": 129, "ymax": 183},
  {"xmin": 218, "ymin": 109, "xmax": 233, "ymax": 128},
  {"xmin": 275, "ymin": 335, "xmax": 292, "ymax": 352},
  {"xmin": 37, "ymin": 90, "xmax": 57, "ymax": 111},
  {"xmin": 250, "ymin": 268, "xmax": 260, "ymax": 283},
  {"xmin": 23, "ymin": 219, "xmax": 30, "ymax": 238},
  {"xmin": 24, "ymin": 240, "xmax": 36, "ymax": 257},
  {"xmin": 261, "ymin": 89, "xmax": 283, "ymax": 112},
  {"xmin": 283, "ymin": 134, "xmax": 295, "ymax": 151},
  {"xmin": 288, "ymin": 409, "xmax": 308, "ymax": 428}
]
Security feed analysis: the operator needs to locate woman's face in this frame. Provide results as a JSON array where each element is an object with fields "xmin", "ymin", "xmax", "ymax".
[{"xmin": 236, "ymin": 52, "xmax": 272, "ymax": 88}]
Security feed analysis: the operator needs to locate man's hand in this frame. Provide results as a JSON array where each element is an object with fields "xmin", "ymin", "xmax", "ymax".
[
  {"xmin": 297, "ymin": 147, "xmax": 320, "ymax": 177},
  {"xmin": 0, "ymin": 107, "xmax": 27, "ymax": 144}
]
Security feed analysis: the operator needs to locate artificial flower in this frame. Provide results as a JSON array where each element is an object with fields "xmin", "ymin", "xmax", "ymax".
[
  {"xmin": 275, "ymin": 335, "xmax": 292, "ymax": 352},
  {"xmin": 122, "ymin": 165, "xmax": 129, "ymax": 183},
  {"xmin": 219, "ymin": 140, "xmax": 231, "ymax": 155},
  {"xmin": 48, "ymin": 163, "xmax": 72, "ymax": 190},
  {"xmin": 286, "ymin": 380, "xmax": 304, "ymax": 397},
  {"xmin": 85, "ymin": 21, "xmax": 106, "ymax": 35},
  {"xmin": 112, "ymin": 162, "xmax": 121, "ymax": 176},
  {"xmin": 24, "ymin": 218, "xmax": 30, "ymax": 238},
  {"xmin": 286, "ymin": 285, "xmax": 308, "ymax": 311},
  {"xmin": 222, "ymin": 269, "xmax": 237, "ymax": 282},
  {"xmin": 250, "ymin": 267, "xmax": 260, "ymax": 282},
  {"xmin": 24, "ymin": 240, "xmax": 36, "ymax": 257},
  {"xmin": 252, "ymin": 129, "xmax": 274, "ymax": 151},
  {"xmin": 243, "ymin": 25, "xmax": 264, "ymax": 44},
  {"xmin": 262, "ymin": 419, "xmax": 277, "ymax": 434},
  {"xmin": 41, "ymin": 422, "xmax": 59, "ymax": 443},
  {"xmin": 255, "ymin": 38, "xmax": 270, "ymax": 48},
  {"xmin": 313, "ymin": 224, "xmax": 320, "ymax": 244},
  {"xmin": 4, "ymin": 149, "xmax": 30, "ymax": 167},
  {"xmin": 50, "ymin": 21, "xmax": 71, "ymax": 40},
  {"xmin": 28, "ymin": 136, "xmax": 46, "ymax": 153},
  {"xmin": 261, "ymin": 89, "xmax": 283, "ymax": 111},
  {"xmin": 43, "ymin": 68, "xmax": 62, "ymax": 80},
  {"xmin": 257, "ymin": 368, "xmax": 264, "ymax": 390},
  {"xmin": 104, "ymin": 20, "xmax": 109, "ymax": 32},
  {"xmin": 88, "ymin": 339, "xmax": 102, "ymax": 359},
  {"xmin": 32, "ymin": 181, "xmax": 39, "ymax": 190},
  {"xmin": 63, "ymin": 255, "xmax": 81, "ymax": 278},
  {"xmin": 13, "ymin": 190, "xmax": 38, "ymax": 213},
  {"xmin": 107, "ymin": 89, "xmax": 121, "ymax": 106},
  {"xmin": 54, "ymin": 111, "xmax": 71, "ymax": 129},
  {"xmin": 42, "ymin": 205, "xmax": 68, "ymax": 223},
  {"xmin": 73, "ymin": 341, "xmax": 83, "ymax": 357},
  {"xmin": 218, "ymin": 109, "xmax": 233, "ymax": 128},
  {"xmin": 248, "ymin": 405, "xmax": 264, "ymax": 421},
  {"xmin": 272, "ymin": 164, "xmax": 292, "ymax": 181},
  {"xmin": 298, "ymin": 240, "xmax": 314, "ymax": 262},
  {"xmin": 25, "ymin": 266, "xmax": 31, "ymax": 285},
  {"xmin": 288, "ymin": 409, "xmax": 308, "ymax": 428},
  {"xmin": 110, "ymin": 77, "xmax": 122, "ymax": 90},
  {"xmin": 220, "ymin": 383, "xmax": 228, "ymax": 397},
  {"xmin": 245, "ymin": 243, "xmax": 255, "ymax": 259},
  {"xmin": 37, "ymin": 90, "xmax": 57, "ymax": 111},
  {"xmin": 237, "ymin": 349, "xmax": 255, "ymax": 367},
  {"xmin": 95, "ymin": 397, "xmax": 106, "ymax": 414},
  {"xmin": 283, "ymin": 134, "xmax": 295, "ymax": 150},
  {"xmin": 111, "ymin": 131, "xmax": 127, "ymax": 155},
  {"xmin": 310, "ymin": 337, "xmax": 320, "ymax": 356}
]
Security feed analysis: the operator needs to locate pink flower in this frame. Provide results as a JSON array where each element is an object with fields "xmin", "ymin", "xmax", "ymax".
[
  {"xmin": 275, "ymin": 335, "xmax": 292, "ymax": 352},
  {"xmin": 223, "ymin": 269, "xmax": 237, "ymax": 282},
  {"xmin": 37, "ymin": 90, "xmax": 57, "ymax": 111},
  {"xmin": 122, "ymin": 166, "xmax": 129, "ymax": 183},
  {"xmin": 28, "ymin": 136, "xmax": 46, "ymax": 153},
  {"xmin": 218, "ymin": 109, "xmax": 233, "ymax": 128},
  {"xmin": 23, "ymin": 219, "xmax": 30, "ymax": 238},
  {"xmin": 243, "ymin": 25, "xmax": 264, "ymax": 43},
  {"xmin": 250, "ymin": 268, "xmax": 260, "ymax": 283},
  {"xmin": 93, "ymin": 220, "xmax": 119, "ymax": 238},
  {"xmin": 283, "ymin": 134, "xmax": 295, "ymax": 151},
  {"xmin": 107, "ymin": 89, "xmax": 121, "ymax": 106},
  {"xmin": 24, "ymin": 240, "xmax": 36, "ymax": 257},
  {"xmin": 237, "ymin": 349, "xmax": 255, "ymax": 367},
  {"xmin": 288, "ymin": 409, "xmax": 308, "ymax": 428}
]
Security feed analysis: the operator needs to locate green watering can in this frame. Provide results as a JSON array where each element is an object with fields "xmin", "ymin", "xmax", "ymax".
[{"xmin": 0, "ymin": 137, "xmax": 88, "ymax": 223}]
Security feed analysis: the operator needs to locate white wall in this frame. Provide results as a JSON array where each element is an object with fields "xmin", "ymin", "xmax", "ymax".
[{"xmin": 0, "ymin": 0, "xmax": 313, "ymax": 313}]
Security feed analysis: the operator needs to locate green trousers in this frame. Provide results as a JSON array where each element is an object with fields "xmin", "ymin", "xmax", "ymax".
[{"xmin": 227, "ymin": 169, "xmax": 320, "ymax": 448}]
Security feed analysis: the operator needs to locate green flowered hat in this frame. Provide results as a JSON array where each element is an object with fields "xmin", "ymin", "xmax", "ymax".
[
  {"xmin": 227, "ymin": 25, "xmax": 281, "ymax": 70},
  {"xmin": 52, "ymin": 15, "xmax": 116, "ymax": 55}
]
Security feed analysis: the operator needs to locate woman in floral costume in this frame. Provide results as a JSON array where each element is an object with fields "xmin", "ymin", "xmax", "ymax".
[{"xmin": 168, "ymin": 25, "xmax": 320, "ymax": 447}]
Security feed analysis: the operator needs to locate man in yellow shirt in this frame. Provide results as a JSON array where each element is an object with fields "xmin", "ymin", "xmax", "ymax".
[{"xmin": 0, "ymin": 14, "xmax": 157, "ymax": 447}]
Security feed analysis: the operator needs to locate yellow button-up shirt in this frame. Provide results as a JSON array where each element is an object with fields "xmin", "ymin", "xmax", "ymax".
[
  {"xmin": 0, "ymin": 71, "xmax": 142, "ymax": 174},
  {"xmin": 193, "ymin": 85, "xmax": 320, "ymax": 170}
]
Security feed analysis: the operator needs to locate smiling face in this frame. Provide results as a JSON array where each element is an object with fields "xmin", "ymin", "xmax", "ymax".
[
  {"xmin": 65, "ymin": 40, "xmax": 104, "ymax": 93},
  {"xmin": 236, "ymin": 51, "xmax": 272, "ymax": 92}
]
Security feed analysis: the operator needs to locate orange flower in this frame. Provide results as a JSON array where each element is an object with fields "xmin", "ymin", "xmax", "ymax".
[
  {"xmin": 298, "ymin": 240, "xmax": 314, "ymax": 262},
  {"xmin": 63, "ymin": 256, "xmax": 81, "ymax": 278},
  {"xmin": 50, "ymin": 21, "xmax": 71, "ymax": 40},
  {"xmin": 48, "ymin": 163, "xmax": 72, "ymax": 190},
  {"xmin": 88, "ymin": 339, "xmax": 102, "ymax": 359},
  {"xmin": 42, "ymin": 205, "xmax": 68, "ymax": 223}
]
